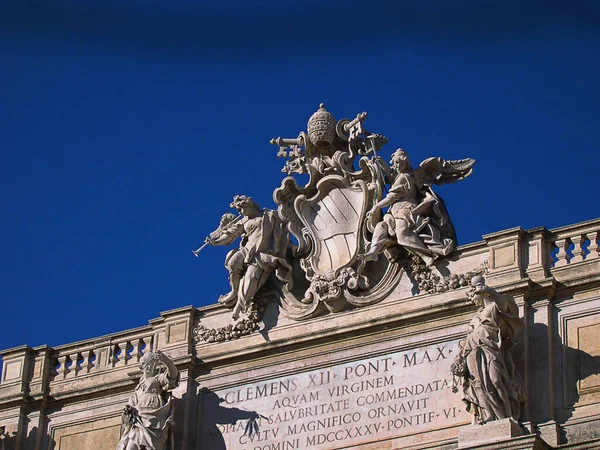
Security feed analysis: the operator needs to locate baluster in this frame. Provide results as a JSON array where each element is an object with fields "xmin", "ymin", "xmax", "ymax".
[
  {"xmin": 56, "ymin": 355, "xmax": 69, "ymax": 379},
  {"xmin": 114, "ymin": 343, "xmax": 124, "ymax": 367},
  {"xmin": 570, "ymin": 235, "xmax": 585, "ymax": 263},
  {"xmin": 81, "ymin": 350, "xmax": 92, "ymax": 374},
  {"xmin": 554, "ymin": 238, "xmax": 570, "ymax": 267},
  {"xmin": 141, "ymin": 336, "xmax": 153, "ymax": 356},
  {"xmin": 586, "ymin": 231, "xmax": 599, "ymax": 259},
  {"xmin": 130, "ymin": 339, "xmax": 141, "ymax": 362},
  {"xmin": 123, "ymin": 341, "xmax": 132, "ymax": 365},
  {"xmin": 65, "ymin": 353, "xmax": 79, "ymax": 378},
  {"xmin": 108, "ymin": 344, "xmax": 116, "ymax": 367}
]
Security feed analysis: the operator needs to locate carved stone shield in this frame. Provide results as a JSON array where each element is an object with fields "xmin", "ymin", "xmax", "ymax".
[{"xmin": 295, "ymin": 176, "xmax": 368, "ymax": 277}]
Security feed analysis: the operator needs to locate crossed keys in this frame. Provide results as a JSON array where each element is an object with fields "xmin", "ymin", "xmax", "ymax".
[
  {"xmin": 271, "ymin": 109, "xmax": 381, "ymax": 175},
  {"xmin": 276, "ymin": 144, "xmax": 303, "ymax": 159},
  {"xmin": 271, "ymin": 137, "xmax": 304, "ymax": 159}
]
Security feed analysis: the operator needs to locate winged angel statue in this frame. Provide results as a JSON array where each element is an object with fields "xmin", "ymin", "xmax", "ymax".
[
  {"xmin": 193, "ymin": 104, "xmax": 475, "ymax": 323},
  {"xmin": 361, "ymin": 148, "xmax": 474, "ymax": 267}
]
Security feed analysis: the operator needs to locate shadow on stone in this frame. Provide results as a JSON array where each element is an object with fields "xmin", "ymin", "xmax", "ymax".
[
  {"xmin": 525, "ymin": 321, "xmax": 600, "ymax": 442},
  {"xmin": 259, "ymin": 296, "xmax": 280, "ymax": 342},
  {"xmin": 435, "ymin": 258, "xmax": 452, "ymax": 277},
  {"xmin": 199, "ymin": 388, "xmax": 264, "ymax": 450},
  {"xmin": 1, "ymin": 426, "xmax": 56, "ymax": 450}
]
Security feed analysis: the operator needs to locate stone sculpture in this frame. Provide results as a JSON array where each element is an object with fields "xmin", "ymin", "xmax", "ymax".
[
  {"xmin": 361, "ymin": 149, "xmax": 474, "ymax": 266},
  {"xmin": 451, "ymin": 276, "xmax": 527, "ymax": 424},
  {"xmin": 193, "ymin": 104, "xmax": 478, "ymax": 326},
  {"xmin": 271, "ymin": 105, "xmax": 399, "ymax": 317},
  {"xmin": 116, "ymin": 351, "xmax": 180, "ymax": 450},
  {"xmin": 205, "ymin": 195, "xmax": 293, "ymax": 320},
  {"xmin": 270, "ymin": 104, "xmax": 476, "ymax": 319}
]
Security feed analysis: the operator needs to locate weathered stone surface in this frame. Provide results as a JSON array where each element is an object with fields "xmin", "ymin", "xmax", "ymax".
[
  {"xmin": 1, "ymin": 219, "xmax": 600, "ymax": 449},
  {"xmin": 200, "ymin": 340, "xmax": 466, "ymax": 449},
  {"xmin": 460, "ymin": 434, "xmax": 551, "ymax": 450},
  {"xmin": 458, "ymin": 418, "xmax": 524, "ymax": 448},
  {"xmin": 53, "ymin": 417, "xmax": 121, "ymax": 450}
]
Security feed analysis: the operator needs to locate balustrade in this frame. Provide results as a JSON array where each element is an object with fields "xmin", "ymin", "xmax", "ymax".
[
  {"xmin": 37, "ymin": 220, "xmax": 600, "ymax": 387},
  {"xmin": 51, "ymin": 333, "xmax": 154, "ymax": 383},
  {"xmin": 548, "ymin": 219, "xmax": 600, "ymax": 268}
]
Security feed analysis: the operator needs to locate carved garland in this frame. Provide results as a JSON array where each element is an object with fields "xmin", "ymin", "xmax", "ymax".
[
  {"xmin": 409, "ymin": 256, "xmax": 489, "ymax": 295},
  {"xmin": 193, "ymin": 297, "xmax": 267, "ymax": 343}
]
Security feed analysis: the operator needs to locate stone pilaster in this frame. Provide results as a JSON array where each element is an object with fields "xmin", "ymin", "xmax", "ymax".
[
  {"xmin": 524, "ymin": 227, "xmax": 551, "ymax": 282},
  {"xmin": 484, "ymin": 227, "xmax": 526, "ymax": 284}
]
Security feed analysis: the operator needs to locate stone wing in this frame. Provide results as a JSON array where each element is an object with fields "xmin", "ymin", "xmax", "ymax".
[{"xmin": 414, "ymin": 157, "xmax": 475, "ymax": 187}]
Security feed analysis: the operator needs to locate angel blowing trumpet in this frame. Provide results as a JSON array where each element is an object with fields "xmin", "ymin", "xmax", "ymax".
[
  {"xmin": 200, "ymin": 195, "xmax": 294, "ymax": 321},
  {"xmin": 192, "ymin": 104, "xmax": 477, "ymax": 324},
  {"xmin": 192, "ymin": 213, "xmax": 242, "ymax": 257}
]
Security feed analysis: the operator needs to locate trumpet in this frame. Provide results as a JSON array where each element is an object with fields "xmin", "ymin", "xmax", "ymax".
[
  {"xmin": 191, "ymin": 241, "xmax": 210, "ymax": 257},
  {"xmin": 192, "ymin": 213, "xmax": 243, "ymax": 257}
]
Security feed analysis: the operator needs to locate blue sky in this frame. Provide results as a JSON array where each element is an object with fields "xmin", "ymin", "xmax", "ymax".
[{"xmin": 1, "ymin": 1, "xmax": 599, "ymax": 351}]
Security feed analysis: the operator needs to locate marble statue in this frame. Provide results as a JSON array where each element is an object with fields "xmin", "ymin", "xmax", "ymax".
[
  {"xmin": 194, "ymin": 104, "xmax": 476, "ymax": 325},
  {"xmin": 116, "ymin": 351, "xmax": 180, "ymax": 450},
  {"xmin": 361, "ymin": 148, "xmax": 475, "ymax": 266},
  {"xmin": 266, "ymin": 104, "xmax": 477, "ymax": 319},
  {"xmin": 206, "ymin": 195, "xmax": 293, "ymax": 320},
  {"xmin": 452, "ymin": 276, "xmax": 527, "ymax": 424}
]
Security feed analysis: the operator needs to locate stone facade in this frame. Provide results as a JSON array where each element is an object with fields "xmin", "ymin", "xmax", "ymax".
[
  {"xmin": 1, "ymin": 218, "xmax": 600, "ymax": 449},
  {"xmin": 2, "ymin": 105, "xmax": 600, "ymax": 449}
]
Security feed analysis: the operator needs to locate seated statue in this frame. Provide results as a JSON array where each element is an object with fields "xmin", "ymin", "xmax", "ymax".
[
  {"xmin": 206, "ymin": 195, "xmax": 293, "ymax": 320},
  {"xmin": 452, "ymin": 276, "xmax": 527, "ymax": 424},
  {"xmin": 116, "ymin": 351, "xmax": 180, "ymax": 450},
  {"xmin": 362, "ymin": 148, "xmax": 474, "ymax": 266}
]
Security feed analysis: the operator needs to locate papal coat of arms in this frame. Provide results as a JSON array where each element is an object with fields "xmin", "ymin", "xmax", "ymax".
[{"xmin": 193, "ymin": 104, "xmax": 476, "ymax": 335}]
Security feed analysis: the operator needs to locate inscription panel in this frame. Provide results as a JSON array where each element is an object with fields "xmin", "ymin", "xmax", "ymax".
[{"xmin": 200, "ymin": 339, "xmax": 468, "ymax": 449}]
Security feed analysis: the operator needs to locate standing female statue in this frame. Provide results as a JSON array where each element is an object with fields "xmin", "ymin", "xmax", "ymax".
[
  {"xmin": 452, "ymin": 276, "xmax": 527, "ymax": 424},
  {"xmin": 116, "ymin": 351, "xmax": 180, "ymax": 450}
]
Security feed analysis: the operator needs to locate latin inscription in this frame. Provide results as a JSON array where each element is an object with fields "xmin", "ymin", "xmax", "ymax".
[{"xmin": 201, "ymin": 340, "xmax": 466, "ymax": 449}]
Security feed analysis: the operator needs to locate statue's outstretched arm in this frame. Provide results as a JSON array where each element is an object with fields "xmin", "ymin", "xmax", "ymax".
[{"xmin": 207, "ymin": 222, "xmax": 244, "ymax": 247}]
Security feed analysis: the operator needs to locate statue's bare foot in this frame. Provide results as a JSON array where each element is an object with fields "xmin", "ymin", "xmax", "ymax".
[
  {"xmin": 219, "ymin": 292, "xmax": 236, "ymax": 307},
  {"xmin": 232, "ymin": 302, "xmax": 246, "ymax": 321}
]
